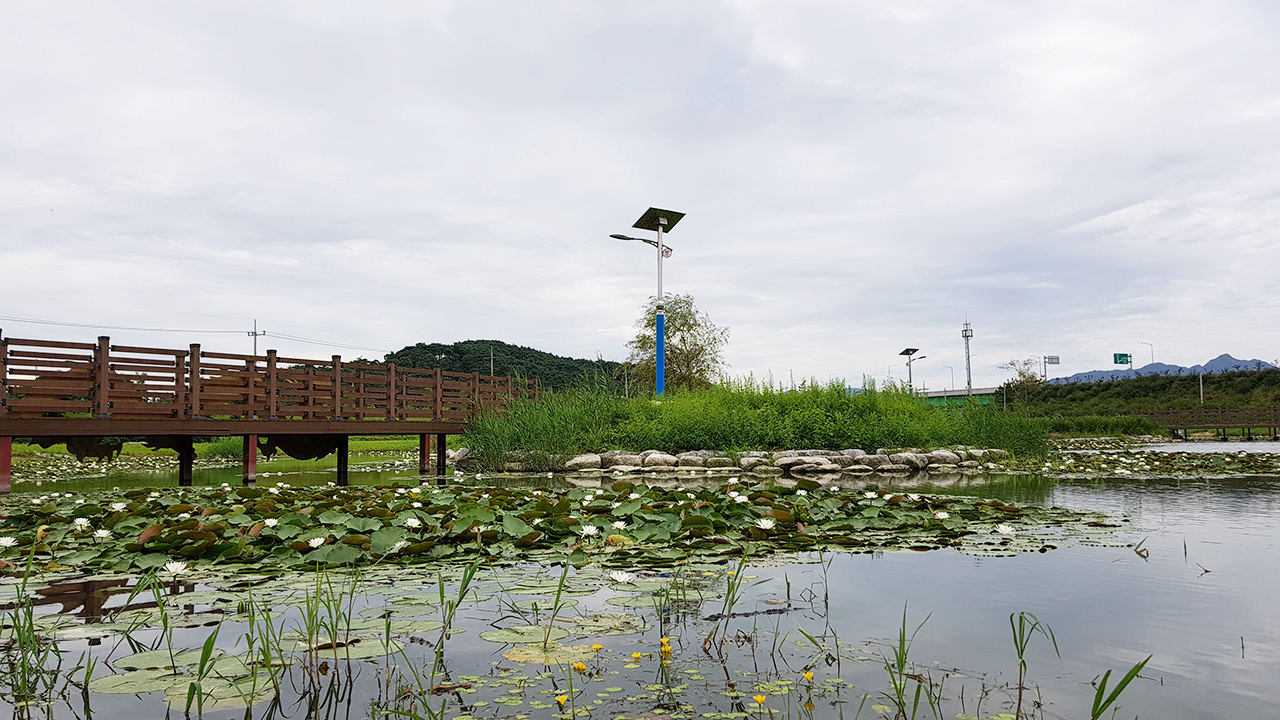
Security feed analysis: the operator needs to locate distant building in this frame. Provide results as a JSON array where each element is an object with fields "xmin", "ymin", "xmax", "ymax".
[{"xmin": 921, "ymin": 387, "xmax": 1000, "ymax": 407}]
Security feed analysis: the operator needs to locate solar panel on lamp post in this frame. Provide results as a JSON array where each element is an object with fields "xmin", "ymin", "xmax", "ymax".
[
  {"xmin": 610, "ymin": 207, "xmax": 685, "ymax": 395},
  {"xmin": 900, "ymin": 348, "xmax": 924, "ymax": 394}
]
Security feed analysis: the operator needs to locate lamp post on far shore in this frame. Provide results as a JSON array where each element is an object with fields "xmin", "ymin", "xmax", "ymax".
[
  {"xmin": 900, "ymin": 348, "xmax": 925, "ymax": 394},
  {"xmin": 962, "ymin": 321, "xmax": 974, "ymax": 397},
  {"xmin": 611, "ymin": 207, "xmax": 685, "ymax": 395}
]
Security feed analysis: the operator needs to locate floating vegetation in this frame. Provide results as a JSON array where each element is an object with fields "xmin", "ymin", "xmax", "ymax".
[
  {"xmin": 1009, "ymin": 446, "xmax": 1280, "ymax": 477},
  {"xmin": 0, "ymin": 477, "xmax": 1126, "ymax": 573}
]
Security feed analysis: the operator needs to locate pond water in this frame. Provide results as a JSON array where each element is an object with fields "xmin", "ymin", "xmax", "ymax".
[
  {"xmin": 2, "ymin": 468, "xmax": 1277, "ymax": 719},
  {"xmin": 1140, "ymin": 440, "xmax": 1280, "ymax": 454}
]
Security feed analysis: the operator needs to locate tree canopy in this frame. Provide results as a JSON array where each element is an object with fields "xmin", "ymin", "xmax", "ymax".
[
  {"xmin": 624, "ymin": 293, "xmax": 729, "ymax": 393},
  {"xmin": 385, "ymin": 340, "xmax": 618, "ymax": 391}
]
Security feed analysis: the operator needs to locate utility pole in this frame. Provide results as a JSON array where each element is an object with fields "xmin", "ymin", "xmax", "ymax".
[
  {"xmin": 248, "ymin": 319, "xmax": 266, "ymax": 356},
  {"xmin": 490, "ymin": 346, "xmax": 494, "ymax": 376},
  {"xmin": 961, "ymin": 321, "xmax": 974, "ymax": 397}
]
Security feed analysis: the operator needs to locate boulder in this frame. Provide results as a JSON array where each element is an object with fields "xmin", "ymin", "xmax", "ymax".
[
  {"xmin": 797, "ymin": 449, "xmax": 831, "ymax": 457},
  {"xmin": 772, "ymin": 450, "xmax": 801, "ymax": 459},
  {"xmin": 988, "ymin": 449, "xmax": 1010, "ymax": 459},
  {"xmin": 840, "ymin": 449, "xmax": 867, "ymax": 457},
  {"xmin": 958, "ymin": 460, "xmax": 980, "ymax": 469},
  {"xmin": 793, "ymin": 462, "xmax": 841, "ymax": 474},
  {"xmin": 638, "ymin": 450, "xmax": 664, "ymax": 461},
  {"xmin": 739, "ymin": 457, "xmax": 768, "ymax": 470},
  {"xmin": 830, "ymin": 455, "xmax": 858, "ymax": 467},
  {"xmin": 564, "ymin": 453, "xmax": 602, "ymax": 471},
  {"xmin": 602, "ymin": 453, "xmax": 643, "ymax": 468},
  {"xmin": 750, "ymin": 465, "xmax": 784, "ymax": 477},
  {"xmin": 878, "ymin": 464, "xmax": 912, "ymax": 473},
  {"xmin": 889, "ymin": 453, "xmax": 929, "ymax": 470},
  {"xmin": 775, "ymin": 456, "xmax": 820, "ymax": 470},
  {"xmin": 740, "ymin": 451, "xmax": 770, "ymax": 458},
  {"xmin": 609, "ymin": 465, "xmax": 642, "ymax": 473},
  {"xmin": 706, "ymin": 457, "xmax": 736, "ymax": 468},
  {"xmin": 676, "ymin": 455, "xmax": 706, "ymax": 468},
  {"xmin": 969, "ymin": 449, "xmax": 987, "ymax": 460},
  {"xmin": 927, "ymin": 450, "xmax": 962, "ymax": 465},
  {"xmin": 840, "ymin": 466, "xmax": 873, "ymax": 475},
  {"xmin": 856, "ymin": 454, "xmax": 892, "ymax": 468},
  {"xmin": 643, "ymin": 453, "xmax": 679, "ymax": 467}
]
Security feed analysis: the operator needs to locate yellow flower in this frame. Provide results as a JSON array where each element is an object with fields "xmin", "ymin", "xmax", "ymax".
[
  {"xmin": 803, "ymin": 671, "xmax": 814, "ymax": 681},
  {"xmin": 728, "ymin": 570, "xmax": 737, "ymax": 575},
  {"xmin": 555, "ymin": 695, "xmax": 568, "ymax": 706},
  {"xmin": 573, "ymin": 662, "xmax": 588, "ymax": 673},
  {"xmin": 754, "ymin": 694, "xmax": 767, "ymax": 705},
  {"xmin": 591, "ymin": 643, "xmax": 603, "ymax": 651},
  {"xmin": 632, "ymin": 652, "xmax": 642, "ymax": 660},
  {"xmin": 659, "ymin": 637, "xmax": 670, "ymax": 645}
]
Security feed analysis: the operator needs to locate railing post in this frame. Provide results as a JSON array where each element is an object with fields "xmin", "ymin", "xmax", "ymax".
[
  {"xmin": 188, "ymin": 344, "xmax": 202, "ymax": 419},
  {"xmin": 266, "ymin": 350, "xmax": 278, "ymax": 419},
  {"xmin": 331, "ymin": 355, "xmax": 343, "ymax": 420},
  {"xmin": 418, "ymin": 434, "xmax": 429, "ymax": 479},
  {"xmin": 243, "ymin": 435, "xmax": 257, "ymax": 486},
  {"xmin": 0, "ymin": 436, "xmax": 11, "ymax": 494},
  {"xmin": 386, "ymin": 362, "xmax": 397, "ymax": 420},
  {"xmin": 0, "ymin": 328, "xmax": 7, "ymax": 420},
  {"xmin": 93, "ymin": 336, "xmax": 111, "ymax": 418},
  {"xmin": 472, "ymin": 371, "xmax": 480, "ymax": 418},
  {"xmin": 173, "ymin": 351, "xmax": 187, "ymax": 420},
  {"xmin": 433, "ymin": 367, "xmax": 442, "ymax": 420}
]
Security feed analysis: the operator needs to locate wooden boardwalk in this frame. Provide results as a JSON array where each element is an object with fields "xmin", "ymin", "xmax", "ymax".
[
  {"xmin": 1140, "ymin": 408, "xmax": 1280, "ymax": 439},
  {"xmin": 0, "ymin": 332, "xmax": 539, "ymax": 491}
]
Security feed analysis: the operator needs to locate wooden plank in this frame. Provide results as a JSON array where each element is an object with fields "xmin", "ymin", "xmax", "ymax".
[
  {"xmin": 6, "ymin": 400, "xmax": 94, "ymax": 411},
  {"xmin": 6, "ymin": 349, "xmax": 95, "ymax": 362},
  {"xmin": 4, "ymin": 358, "xmax": 95, "ymax": 371},
  {"xmin": 110, "ymin": 344, "xmax": 188, "ymax": 356},
  {"xmin": 200, "ymin": 351, "xmax": 265, "ymax": 362},
  {"xmin": 4, "ymin": 338, "xmax": 97, "ymax": 351}
]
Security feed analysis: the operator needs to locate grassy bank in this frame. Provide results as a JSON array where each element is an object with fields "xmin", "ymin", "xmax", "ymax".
[
  {"xmin": 464, "ymin": 379, "xmax": 1051, "ymax": 469},
  {"xmin": 9, "ymin": 435, "xmax": 424, "ymax": 460}
]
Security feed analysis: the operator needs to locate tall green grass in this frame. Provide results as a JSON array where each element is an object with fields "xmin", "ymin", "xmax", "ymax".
[{"xmin": 463, "ymin": 378, "xmax": 1050, "ymax": 469}]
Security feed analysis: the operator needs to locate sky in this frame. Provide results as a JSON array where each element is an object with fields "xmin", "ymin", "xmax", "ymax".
[{"xmin": 2, "ymin": 1, "xmax": 1279, "ymax": 392}]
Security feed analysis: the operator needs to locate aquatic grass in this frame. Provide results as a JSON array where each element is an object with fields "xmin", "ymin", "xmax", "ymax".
[
  {"xmin": 1009, "ymin": 612, "xmax": 1059, "ymax": 719},
  {"xmin": 880, "ymin": 604, "xmax": 942, "ymax": 720},
  {"xmin": 1090, "ymin": 655, "xmax": 1151, "ymax": 720},
  {"xmin": 0, "ymin": 547, "xmax": 64, "ymax": 714},
  {"xmin": 184, "ymin": 621, "xmax": 222, "ymax": 718}
]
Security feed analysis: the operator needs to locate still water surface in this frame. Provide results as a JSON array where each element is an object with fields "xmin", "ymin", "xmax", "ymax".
[{"xmin": 9, "ymin": 464, "xmax": 1279, "ymax": 719}]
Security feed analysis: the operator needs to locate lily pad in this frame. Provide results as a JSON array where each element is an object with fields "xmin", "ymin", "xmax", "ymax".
[
  {"xmin": 115, "ymin": 647, "xmax": 224, "ymax": 671},
  {"xmin": 569, "ymin": 613, "xmax": 649, "ymax": 635},
  {"xmin": 479, "ymin": 625, "xmax": 570, "ymax": 644},
  {"xmin": 89, "ymin": 668, "xmax": 189, "ymax": 694},
  {"xmin": 501, "ymin": 641, "xmax": 598, "ymax": 664}
]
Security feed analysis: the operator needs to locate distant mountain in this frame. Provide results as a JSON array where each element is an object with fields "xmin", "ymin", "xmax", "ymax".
[
  {"xmin": 384, "ymin": 340, "xmax": 619, "ymax": 391},
  {"xmin": 1048, "ymin": 354, "xmax": 1275, "ymax": 384}
]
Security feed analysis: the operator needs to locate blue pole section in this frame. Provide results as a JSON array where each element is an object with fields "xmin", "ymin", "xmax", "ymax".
[{"xmin": 655, "ymin": 311, "xmax": 666, "ymax": 395}]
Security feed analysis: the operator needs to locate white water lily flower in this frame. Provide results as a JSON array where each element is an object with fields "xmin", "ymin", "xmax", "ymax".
[
  {"xmin": 611, "ymin": 502, "xmax": 621, "ymax": 509},
  {"xmin": 629, "ymin": 493, "xmax": 641, "ymax": 500},
  {"xmin": 906, "ymin": 494, "xmax": 921, "ymax": 501},
  {"xmin": 727, "ymin": 477, "xmax": 738, "ymax": 484},
  {"xmin": 412, "ymin": 502, "xmax": 422, "ymax": 508},
  {"xmin": 610, "ymin": 570, "xmax": 637, "ymax": 584},
  {"xmin": 72, "ymin": 518, "xmax": 91, "ymax": 530},
  {"xmin": 263, "ymin": 518, "xmax": 279, "ymax": 527},
  {"xmin": 390, "ymin": 540, "xmax": 409, "ymax": 553},
  {"xmin": 177, "ymin": 513, "xmax": 191, "ymax": 519},
  {"xmin": 94, "ymin": 529, "xmax": 111, "ymax": 539},
  {"xmin": 268, "ymin": 487, "xmax": 280, "ymax": 494},
  {"xmin": 756, "ymin": 518, "xmax": 776, "ymax": 530},
  {"xmin": 995, "ymin": 524, "xmax": 1015, "ymax": 535},
  {"xmin": 728, "ymin": 490, "xmax": 740, "ymax": 497},
  {"xmin": 580, "ymin": 525, "xmax": 599, "ymax": 536},
  {"xmin": 796, "ymin": 490, "xmax": 808, "ymax": 496},
  {"xmin": 612, "ymin": 521, "xmax": 628, "ymax": 530},
  {"xmin": 864, "ymin": 491, "xmax": 878, "ymax": 499},
  {"xmin": 582, "ymin": 495, "xmax": 594, "ymax": 503},
  {"xmin": 686, "ymin": 493, "xmax": 696, "ymax": 499},
  {"xmin": 111, "ymin": 502, "xmax": 127, "ymax": 512},
  {"xmin": 0, "ymin": 537, "xmax": 17, "ymax": 548},
  {"xmin": 164, "ymin": 560, "xmax": 190, "ymax": 576},
  {"xmin": 308, "ymin": 537, "xmax": 325, "ymax": 548},
  {"xmin": 933, "ymin": 511, "xmax": 950, "ymax": 520},
  {"xmin": 474, "ymin": 525, "xmax": 488, "ymax": 534},
  {"xmin": 531, "ymin": 518, "xmax": 544, "ymax": 525},
  {"xmin": 735, "ymin": 496, "xmax": 750, "ymax": 503},
  {"xmin": 404, "ymin": 518, "xmax": 422, "ymax": 529},
  {"xmin": 533, "ymin": 490, "xmax": 543, "ymax": 495}
]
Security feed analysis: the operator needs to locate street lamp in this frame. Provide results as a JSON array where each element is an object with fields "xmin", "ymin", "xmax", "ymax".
[
  {"xmin": 961, "ymin": 321, "xmax": 974, "ymax": 397},
  {"xmin": 1140, "ymin": 342, "xmax": 1153, "ymax": 366},
  {"xmin": 611, "ymin": 207, "xmax": 685, "ymax": 395},
  {"xmin": 900, "ymin": 348, "xmax": 925, "ymax": 394},
  {"xmin": 943, "ymin": 365, "xmax": 954, "ymax": 392}
]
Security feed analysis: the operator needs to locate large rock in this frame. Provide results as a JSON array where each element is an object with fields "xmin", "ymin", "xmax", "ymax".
[
  {"xmin": 676, "ymin": 453, "xmax": 706, "ymax": 467},
  {"xmin": 797, "ymin": 449, "xmax": 832, "ymax": 457},
  {"xmin": 750, "ymin": 465, "xmax": 784, "ymax": 477},
  {"xmin": 602, "ymin": 453, "xmax": 643, "ymax": 468},
  {"xmin": 856, "ymin": 454, "xmax": 892, "ymax": 468},
  {"xmin": 772, "ymin": 450, "xmax": 801, "ymax": 459},
  {"xmin": 840, "ymin": 449, "xmax": 867, "ymax": 457},
  {"xmin": 564, "ymin": 453, "xmax": 602, "ymax": 471},
  {"xmin": 988, "ymin": 449, "xmax": 1010, "ymax": 459},
  {"xmin": 890, "ymin": 453, "xmax": 929, "ymax": 470},
  {"xmin": 740, "ymin": 451, "xmax": 770, "ymax": 458},
  {"xmin": 706, "ymin": 457, "xmax": 736, "ymax": 468},
  {"xmin": 643, "ymin": 453, "xmax": 679, "ymax": 467},
  {"xmin": 793, "ymin": 461, "xmax": 841, "ymax": 474},
  {"xmin": 775, "ymin": 456, "xmax": 820, "ymax": 470},
  {"xmin": 830, "ymin": 455, "xmax": 859, "ymax": 467},
  {"xmin": 739, "ymin": 457, "xmax": 768, "ymax": 470},
  {"xmin": 927, "ymin": 450, "xmax": 962, "ymax": 465},
  {"xmin": 878, "ymin": 464, "xmax": 912, "ymax": 473}
]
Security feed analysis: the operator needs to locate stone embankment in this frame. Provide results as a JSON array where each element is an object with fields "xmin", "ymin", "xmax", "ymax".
[{"xmin": 451, "ymin": 447, "xmax": 1010, "ymax": 477}]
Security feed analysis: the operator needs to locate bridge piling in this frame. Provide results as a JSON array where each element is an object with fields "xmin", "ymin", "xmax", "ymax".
[
  {"xmin": 0, "ymin": 436, "xmax": 11, "ymax": 494},
  {"xmin": 418, "ymin": 434, "xmax": 428, "ymax": 478},
  {"xmin": 336, "ymin": 435, "xmax": 349, "ymax": 486},
  {"xmin": 242, "ymin": 435, "xmax": 257, "ymax": 486},
  {"xmin": 177, "ymin": 436, "xmax": 194, "ymax": 486},
  {"xmin": 435, "ymin": 433, "xmax": 446, "ymax": 485}
]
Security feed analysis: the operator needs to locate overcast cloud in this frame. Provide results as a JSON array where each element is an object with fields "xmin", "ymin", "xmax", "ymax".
[{"xmin": 2, "ymin": 1, "xmax": 1278, "ymax": 390}]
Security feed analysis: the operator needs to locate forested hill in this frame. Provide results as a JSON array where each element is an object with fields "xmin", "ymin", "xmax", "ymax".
[
  {"xmin": 384, "ymin": 340, "xmax": 620, "ymax": 391},
  {"xmin": 1013, "ymin": 367, "xmax": 1280, "ymax": 416}
]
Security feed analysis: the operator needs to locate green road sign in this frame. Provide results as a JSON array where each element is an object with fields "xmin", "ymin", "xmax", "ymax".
[{"xmin": 1114, "ymin": 353, "xmax": 1131, "ymax": 365}]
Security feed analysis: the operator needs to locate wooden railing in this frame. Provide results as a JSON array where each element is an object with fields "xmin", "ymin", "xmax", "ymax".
[
  {"xmin": 1140, "ymin": 408, "xmax": 1280, "ymax": 431},
  {"xmin": 0, "ymin": 334, "xmax": 538, "ymax": 422}
]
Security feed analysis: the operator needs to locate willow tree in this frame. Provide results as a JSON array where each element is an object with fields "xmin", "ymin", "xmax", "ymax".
[{"xmin": 623, "ymin": 293, "xmax": 729, "ymax": 393}]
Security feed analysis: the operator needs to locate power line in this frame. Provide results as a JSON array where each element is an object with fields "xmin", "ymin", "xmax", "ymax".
[{"xmin": 0, "ymin": 315, "xmax": 391, "ymax": 355}]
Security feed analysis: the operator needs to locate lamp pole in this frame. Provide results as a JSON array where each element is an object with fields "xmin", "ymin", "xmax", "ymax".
[
  {"xmin": 961, "ymin": 321, "xmax": 974, "ymax": 397},
  {"xmin": 900, "ymin": 348, "xmax": 924, "ymax": 394},
  {"xmin": 1141, "ymin": 342, "xmax": 1153, "ymax": 366},
  {"xmin": 943, "ymin": 365, "xmax": 954, "ymax": 391},
  {"xmin": 611, "ymin": 207, "xmax": 685, "ymax": 396}
]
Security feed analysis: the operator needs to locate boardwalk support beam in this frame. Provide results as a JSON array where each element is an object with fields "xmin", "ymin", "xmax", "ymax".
[
  {"xmin": 243, "ymin": 434, "xmax": 257, "ymax": 486},
  {"xmin": 435, "ymin": 433, "xmax": 447, "ymax": 485},
  {"xmin": 336, "ymin": 435, "xmax": 349, "ymax": 486},
  {"xmin": 0, "ymin": 436, "xmax": 11, "ymax": 494},
  {"xmin": 178, "ymin": 436, "xmax": 194, "ymax": 487}
]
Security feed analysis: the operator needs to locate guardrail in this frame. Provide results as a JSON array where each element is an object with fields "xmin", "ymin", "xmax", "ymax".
[
  {"xmin": 1139, "ymin": 408, "xmax": 1280, "ymax": 436},
  {"xmin": 0, "ymin": 333, "xmax": 538, "ymax": 423}
]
